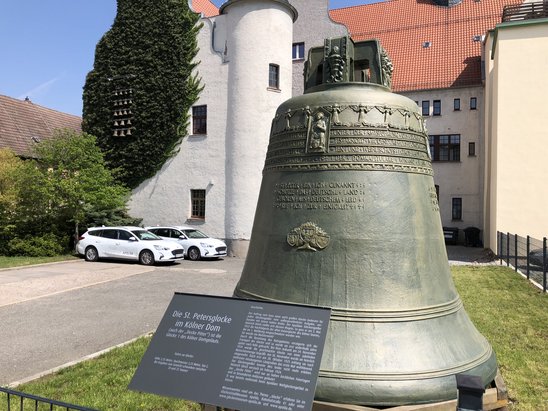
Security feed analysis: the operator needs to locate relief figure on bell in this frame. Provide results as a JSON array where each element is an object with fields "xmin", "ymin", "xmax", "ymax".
[
  {"xmin": 350, "ymin": 103, "xmax": 371, "ymax": 125},
  {"xmin": 329, "ymin": 103, "xmax": 343, "ymax": 125},
  {"xmin": 310, "ymin": 112, "xmax": 327, "ymax": 150},
  {"xmin": 284, "ymin": 109, "xmax": 293, "ymax": 130}
]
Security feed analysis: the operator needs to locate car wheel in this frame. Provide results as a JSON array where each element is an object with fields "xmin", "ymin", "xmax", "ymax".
[
  {"xmin": 187, "ymin": 247, "xmax": 201, "ymax": 261},
  {"xmin": 139, "ymin": 250, "xmax": 155, "ymax": 266},
  {"xmin": 85, "ymin": 246, "xmax": 99, "ymax": 262}
]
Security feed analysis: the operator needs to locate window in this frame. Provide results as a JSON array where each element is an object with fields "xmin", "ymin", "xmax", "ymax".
[
  {"xmin": 292, "ymin": 42, "xmax": 305, "ymax": 60},
  {"xmin": 470, "ymin": 97, "xmax": 477, "ymax": 110},
  {"xmin": 269, "ymin": 64, "xmax": 280, "ymax": 89},
  {"xmin": 452, "ymin": 198, "xmax": 462, "ymax": 220},
  {"xmin": 469, "ymin": 142, "xmax": 476, "ymax": 156},
  {"xmin": 422, "ymin": 101, "xmax": 430, "ymax": 116},
  {"xmin": 192, "ymin": 105, "xmax": 207, "ymax": 135},
  {"xmin": 102, "ymin": 229, "xmax": 118, "ymax": 239},
  {"xmin": 118, "ymin": 230, "xmax": 133, "ymax": 241},
  {"xmin": 433, "ymin": 100, "xmax": 441, "ymax": 116},
  {"xmin": 172, "ymin": 229, "xmax": 185, "ymax": 239},
  {"xmin": 454, "ymin": 98, "xmax": 460, "ymax": 111},
  {"xmin": 191, "ymin": 189, "xmax": 206, "ymax": 219},
  {"xmin": 155, "ymin": 228, "xmax": 171, "ymax": 238},
  {"xmin": 428, "ymin": 134, "xmax": 460, "ymax": 161}
]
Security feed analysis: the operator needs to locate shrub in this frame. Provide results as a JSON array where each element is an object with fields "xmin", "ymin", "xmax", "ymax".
[{"xmin": 8, "ymin": 234, "xmax": 65, "ymax": 257}]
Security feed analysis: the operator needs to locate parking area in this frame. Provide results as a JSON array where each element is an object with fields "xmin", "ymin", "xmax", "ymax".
[{"xmin": 0, "ymin": 257, "xmax": 243, "ymax": 386}]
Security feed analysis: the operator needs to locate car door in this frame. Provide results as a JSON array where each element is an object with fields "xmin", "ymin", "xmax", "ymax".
[
  {"xmin": 100, "ymin": 229, "xmax": 121, "ymax": 258},
  {"xmin": 116, "ymin": 229, "xmax": 141, "ymax": 260},
  {"xmin": 172, "ymin": 229, "xmax": 190, "ymax": 249},
  {"xmin": 150, "ymin": 228, "xmax": 170, "ymax": 241}
]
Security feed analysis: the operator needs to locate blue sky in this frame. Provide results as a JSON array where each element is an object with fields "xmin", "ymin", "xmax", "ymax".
[{"xmin": 0, "ymin": 1, "xmax": 372, "ymax": 116}]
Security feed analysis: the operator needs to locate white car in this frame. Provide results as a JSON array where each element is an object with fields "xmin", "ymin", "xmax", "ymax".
[
  {"xmin": 76, "ymin": 226, "xmax": 184, "ymax": 265},
  {"xmin": 146, "ymin": 226, "xmax": 227, "ymax": 260}
]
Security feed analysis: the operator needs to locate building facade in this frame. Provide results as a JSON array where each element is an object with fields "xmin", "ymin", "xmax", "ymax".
[
  {"xmin": 483, "ymin": 5, "xmax": 548, "ymax": 249},
  {"xmin": 329, "ymin": 0, "xmax": 521, "ymax": 245},
  {"xmin": 129, "ymin": 0, "xmax": 540, "ymax": 254},
  {"xmin": 129, "ymin": 0, "xmax": 347, "ymax": 256}
]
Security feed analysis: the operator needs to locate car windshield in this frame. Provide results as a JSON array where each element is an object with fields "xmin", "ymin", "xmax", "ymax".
[
  {"xmin": 182, "ymin": 229, "xmax": 208, "ymax": 239},
  {"xmin": 131, "ymin": 230, "xmax": 161, "ymax": 241}
]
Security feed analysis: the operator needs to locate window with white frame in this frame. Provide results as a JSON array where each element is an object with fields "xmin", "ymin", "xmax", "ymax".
[
  {"xmin": 470, "ymin": 97, "xmax": 477, "ymax": 110},
  {"xmin": 292, "ymin": 42, "xmax": 305, "ymax": 60},
  {"xmin": 422, "ymin": 100, "xmax": 430, "ymax": 116},
  {"xmin": 192, "ymin": 105, "xmax": 207, "ymax": 135},
  {"xmin": 433, "ymin": 100, "xmax": 441, "ymax": 116},
  {"xmin": 269, "ymin": 64, "xmax": 280, "ymax": 89}
]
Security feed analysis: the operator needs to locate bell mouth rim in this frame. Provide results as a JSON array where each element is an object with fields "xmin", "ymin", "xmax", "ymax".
[{"xmin": 304, "ymin": 81, "xmax": 390, "ymax": 95}]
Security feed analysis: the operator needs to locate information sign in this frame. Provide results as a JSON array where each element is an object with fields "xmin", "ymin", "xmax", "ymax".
[{"xmin": 129, "ymin": 293, "xmax": 331, "ymax": 411}]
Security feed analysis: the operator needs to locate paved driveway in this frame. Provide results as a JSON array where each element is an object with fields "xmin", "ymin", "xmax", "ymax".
[{"xmin": 0, "ymin": 258, "xmax": 243, "ymax": 386}]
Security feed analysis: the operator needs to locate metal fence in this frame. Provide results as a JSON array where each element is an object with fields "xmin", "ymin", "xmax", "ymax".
[
  {"xmin": 497, "ymin": 231, "xmax": 547, "ymax": 293},
  {"xmin": 0, "ymin": 386, "xmax": 98, "ymax": 411}
]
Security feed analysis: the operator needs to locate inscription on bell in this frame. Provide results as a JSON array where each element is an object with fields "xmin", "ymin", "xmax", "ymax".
[{"xmin": 274, "ymin": 182, "xmax": 368, "ymax": 210}]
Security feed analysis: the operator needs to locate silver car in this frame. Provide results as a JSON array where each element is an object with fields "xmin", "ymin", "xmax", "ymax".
[
  {"xmin": 146, "ymin": 226, "xmax": 227, "ymax": 260},
  {"xmin": 76, "ymin": 226, "xmax": 184, "ymax": 265}
]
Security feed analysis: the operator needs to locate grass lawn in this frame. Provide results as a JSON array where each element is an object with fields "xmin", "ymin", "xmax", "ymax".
[
  {"xmin": 2, "ymin": 265, "xmax": 546, "ymax": 410},
  {"xmin": 452, "ymin": 265, "xmax": 547, "ymax": 411},
  {"xmin": 0, "ymin": 255, "xmax": 79, "ymax": 269}
]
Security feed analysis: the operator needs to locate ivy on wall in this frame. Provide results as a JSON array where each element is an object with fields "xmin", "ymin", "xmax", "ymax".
[{"xmin": 82, "ymin": 0, "xmax": 203, "ymax": 188}]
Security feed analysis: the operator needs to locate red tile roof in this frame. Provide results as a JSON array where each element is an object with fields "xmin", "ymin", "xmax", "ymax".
[
  {"xmin": 0, "ymin": 95, "xmax": 82, "ymax": 157},
  {"xmin": 330, "ymin": 0, "xmax": 521, "ymax": 91},
  {"xmin": 191, "ymin": 0, "xmax": 219, "ymax": 17}
]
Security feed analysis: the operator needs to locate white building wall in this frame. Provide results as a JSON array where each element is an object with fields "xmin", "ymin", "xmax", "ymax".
[
  {"xmin": 130, "ymin": 0, "xmax": 296, "ymax": 255},
  {"xmin": 485, "ymin": 21, "xmax": 548, "ymax": 246},
  {"xmin": 222, "ymin": 0, "xmax": 296, "ymax": 255},
  {"xmin": 129, "ymin": 16, "xmax": 229, "ymax": 239},
  {"xmin": 402, "ymin": 87, "xmax": 484, "ymax": 243},
  {"xmin": 483, "ymin": 30, "xmax": 497, "ymax": 249}
]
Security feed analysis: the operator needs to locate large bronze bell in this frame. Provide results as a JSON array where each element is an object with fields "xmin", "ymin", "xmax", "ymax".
[{"xmin": 234, "ymin": 37, "xmax": 497, "ymax": 407}]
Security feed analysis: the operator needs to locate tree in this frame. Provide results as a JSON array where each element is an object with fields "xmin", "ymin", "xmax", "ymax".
[
  {"xmin": 82, "ymin": 0, "xmax": 203, "ymax": 188},
  {"xmin": 31, "ymin": 129, "xmax": 131, "ymax": 246},
  {"xmin": 0, "ymin": 149, "xmax": 22, "ymax": 253}
]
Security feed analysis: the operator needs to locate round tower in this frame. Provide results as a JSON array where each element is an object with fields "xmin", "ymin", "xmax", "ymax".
[{"xmin": 221, "ymin": 0, "xmax": 297, "ymax": 256}]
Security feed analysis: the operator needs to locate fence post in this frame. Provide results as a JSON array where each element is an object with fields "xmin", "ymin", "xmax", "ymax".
[
  {"xmin": 526, "ymin": 235, "xmax": 530, "ymax": 279},
  {"xmin": 498, "ymin": 231, "xmax": 501, "ymax": 265},
  {"xmin": 542, "ymin": 237, "xmax": 546, "ymax": 292},
  {"xmin": 506, "ymin": 232, "xmax": 510, "ymax": 267},
  {"xmin": 514, "ymin": 234, "xmax": 518, "ymax": 271}
]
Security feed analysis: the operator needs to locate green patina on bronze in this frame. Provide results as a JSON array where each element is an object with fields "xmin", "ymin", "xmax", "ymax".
[{"xmin": 234, "ymin": 37, "xmax": 497, "ymax": 407}]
